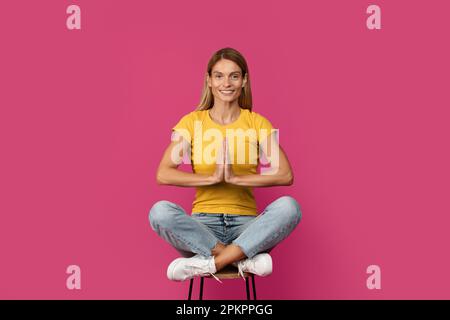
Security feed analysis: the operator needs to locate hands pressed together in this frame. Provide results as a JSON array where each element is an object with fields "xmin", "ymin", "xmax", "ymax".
[{"xmin": 210, "ymin": 139, "xmax": 237, "ymax": 185}]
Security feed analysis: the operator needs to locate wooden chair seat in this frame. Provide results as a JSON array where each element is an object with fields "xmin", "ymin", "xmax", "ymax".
[
  {"xmin": 188, "ymin": 264, "xmax": 257, "ymax": 300},
  {"xmin": 205, "ymin": 264, "xmax": 251, "ymax": 279}
]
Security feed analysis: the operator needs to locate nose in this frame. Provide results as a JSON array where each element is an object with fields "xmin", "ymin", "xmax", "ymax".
[{"xmin": 223, "ymin": 76, "xmax": 231, "ymax": 87}]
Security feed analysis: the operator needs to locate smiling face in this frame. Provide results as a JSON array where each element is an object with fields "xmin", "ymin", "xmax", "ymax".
[{"xmin": 207, "ymin": 59, "xmax": 247, "ymax": 104}]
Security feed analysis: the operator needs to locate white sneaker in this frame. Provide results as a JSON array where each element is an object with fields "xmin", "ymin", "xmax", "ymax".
[
  {"xmin": 167, "ymin": 254, "xmax": 221, "ymax": 282},
  {"xmin": 236, "ymin": 253, "xmax": 273, "ymax": 280}
]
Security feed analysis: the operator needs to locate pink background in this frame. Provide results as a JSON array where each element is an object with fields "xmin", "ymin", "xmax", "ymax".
[{"xmin": 1, "ymin": 0, "xmax": 449, "ymax": 299}]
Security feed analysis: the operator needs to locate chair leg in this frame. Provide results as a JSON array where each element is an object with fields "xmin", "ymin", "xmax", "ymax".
[
  {"xmin": 199, "ymin": 277, "xmax": 204, "ymax": 300},
  {"xmin": 246, "ymin": 277, "xmax": 250, "ymax": 300},
  {"xmin": 251, "ymin": 275, "xmax": 257, "ymax": 300},
  {"xmin": 189, "ymin": 276, "xmax": 256, "ymax": 300},
  {"xmin": 188, "ymin": 279, "xmax": 193, "ymax": 300}
]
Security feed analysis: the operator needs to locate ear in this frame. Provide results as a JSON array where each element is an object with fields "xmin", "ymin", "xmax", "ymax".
[{"xmin": 242, "ymin": 74, "xmax": 248, "ymax": 88}]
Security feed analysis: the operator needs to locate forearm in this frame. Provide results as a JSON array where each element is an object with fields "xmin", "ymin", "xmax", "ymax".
[
  {"xmin": 157, "ymin": 167, "xmax": 217, "ymax": 187},
  {"xmin": 228, "ymin": 171, "xmax": 293, "ymax": 187}
]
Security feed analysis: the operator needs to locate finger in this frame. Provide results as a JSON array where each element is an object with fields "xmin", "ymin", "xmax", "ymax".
[
  {"xmin": 216, "ymin": 140, "xmax": 224, "ymax": 164},
  {"xmin": 223, "ymin": 139, "xmax": 227, "ymax": 163},
  {"xmin": 223, "ymin": 138, "xmax": 226, "ymax": 164},
  {"xmin": 224, "ymin": 138, "xmax": 230, "ymax": 165}
]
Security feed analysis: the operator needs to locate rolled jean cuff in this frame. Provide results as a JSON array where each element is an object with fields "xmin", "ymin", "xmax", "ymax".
[{"xmin": 231, "ymin": 239, "xmax": 255, "ymax": 259}]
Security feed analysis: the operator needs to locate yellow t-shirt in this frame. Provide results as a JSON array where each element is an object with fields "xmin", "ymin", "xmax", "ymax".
[{"xmin": 172, "ymin": 108, "xmax": 274, "ymax": 215}]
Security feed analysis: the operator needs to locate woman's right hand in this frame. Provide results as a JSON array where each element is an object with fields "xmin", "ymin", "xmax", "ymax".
[{"xmin": 210, "ymin": 139, "xmax": 226, "ymax": 184}]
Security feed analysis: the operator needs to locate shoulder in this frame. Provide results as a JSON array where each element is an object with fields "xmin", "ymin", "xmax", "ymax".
[
  {"xmin": 243, "ymin": 109, "xmax": 273, "ymax": 127},
  {"xmin": 178, "ymin": 110, "xmax": 207, "ymax": 122},
  {"xmin": 174, "ymin": 109, "xmax": 207, "ymax": 126}
]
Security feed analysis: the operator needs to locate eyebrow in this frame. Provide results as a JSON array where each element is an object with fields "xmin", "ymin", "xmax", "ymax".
[{"xmin": 212, "ymin": 71, "xmax": 242, "ymax": 75}]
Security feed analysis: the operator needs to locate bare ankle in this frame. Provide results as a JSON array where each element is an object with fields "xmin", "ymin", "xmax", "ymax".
[{"xmin": 211, "ymin": 242, "xmax": 227, "ymax": 257}]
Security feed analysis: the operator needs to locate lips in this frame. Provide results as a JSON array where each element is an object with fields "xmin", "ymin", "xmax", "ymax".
[{"xmin": 220, "ymin": 90, "xmax": 235, "ymax": 95}]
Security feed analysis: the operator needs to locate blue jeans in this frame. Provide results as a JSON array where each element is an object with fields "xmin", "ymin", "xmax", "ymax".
[{"xmin": 148, "ymin": 196, "xmax": 302, "ymax": 259}]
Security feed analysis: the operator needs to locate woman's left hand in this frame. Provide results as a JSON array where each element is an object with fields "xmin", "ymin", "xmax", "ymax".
[{"xmin": 223, "ymin": 138, "xmax": 237, "ymax": 184}]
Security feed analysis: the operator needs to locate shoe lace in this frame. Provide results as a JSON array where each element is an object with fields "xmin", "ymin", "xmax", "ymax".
[
  {"xmin": 209, "ymin": 272, "xmax": 222, "ymax": 283},
  {"xmin": 237, "ymin": 261, "xmax": 248, "ymax": 281},
  {"xmin": 187, "ymin": 265, "xmax": 223, "ymax": 283}
]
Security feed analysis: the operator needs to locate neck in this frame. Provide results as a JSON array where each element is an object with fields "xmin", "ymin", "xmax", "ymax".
[{"xmin": 209, "ymin": 102, "xmax": 241, "ymax": 124}]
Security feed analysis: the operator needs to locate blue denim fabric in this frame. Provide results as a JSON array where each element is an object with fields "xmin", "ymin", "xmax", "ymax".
[{"xmin": 149, "ymin": 196, "xmax": 302, "ymax": 259}]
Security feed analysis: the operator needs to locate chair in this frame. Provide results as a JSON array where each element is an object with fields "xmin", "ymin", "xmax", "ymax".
[{"xmin": 187, "ymin": 265, "xmax": 257, "ymax": 300}]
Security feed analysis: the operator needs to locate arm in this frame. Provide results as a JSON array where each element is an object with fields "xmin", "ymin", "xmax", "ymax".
[
  {"xmin": 225, "ymin": 133, "xmax": 294, "ymax": 187},
  {"xmin": 156, "ymin": 138, "xmax": 224, "ymax": 187}
]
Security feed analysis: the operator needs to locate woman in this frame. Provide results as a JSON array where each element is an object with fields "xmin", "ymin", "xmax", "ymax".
[{"xmin": 149, "ymin": 48, "xmax": 302, "ymax": 282}]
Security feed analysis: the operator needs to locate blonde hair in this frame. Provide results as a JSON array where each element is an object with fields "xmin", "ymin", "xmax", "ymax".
[{"xmin": 197, "ymin": 48, "xmax": 253, "ymax": 111}]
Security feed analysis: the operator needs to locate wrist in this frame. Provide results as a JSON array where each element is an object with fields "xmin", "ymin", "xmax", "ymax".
[
  {"xmin": 208, "ymin": 174, "xmax": 221, "ymax": 185},
  {"xmin": 226, "ymin": 175, "xmax": 239, "ymax": 185}
]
